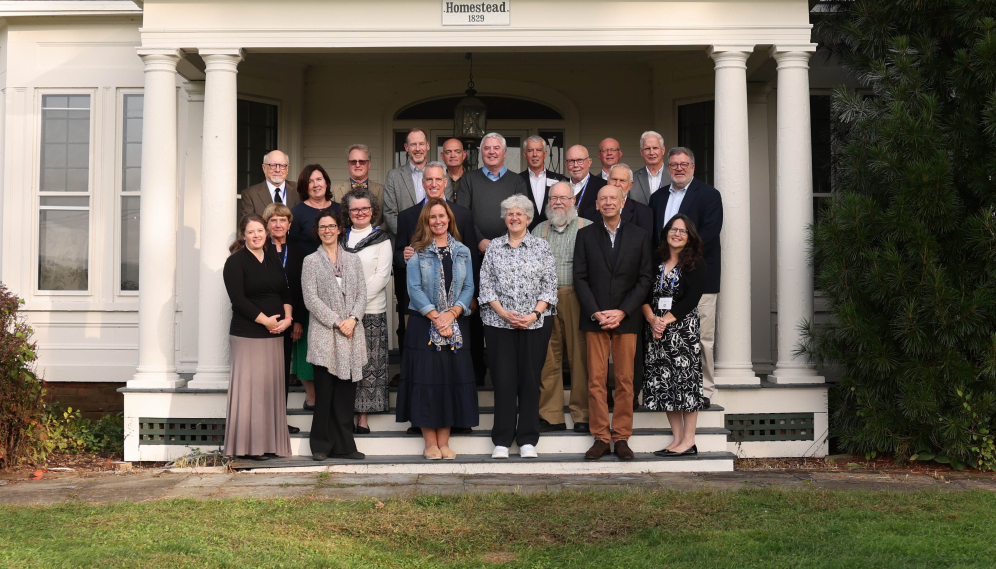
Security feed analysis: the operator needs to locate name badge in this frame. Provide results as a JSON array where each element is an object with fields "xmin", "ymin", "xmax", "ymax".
[
  {"xmin": 546, "ymin": 178, "xmax": 558, "ymax": 187},
  {"xmin": 658, "ymin": 297, "xmax": 673, "ymax": 311}
]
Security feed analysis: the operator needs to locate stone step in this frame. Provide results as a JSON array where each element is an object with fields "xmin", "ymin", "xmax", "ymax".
[
  {"xmin": 286, "ymin": 405, "xmax": 726, "ymax": 431},
  {"xmin": 288, "ymin": 427, "xmax": 730, "ymax": 456},
  {"xmin": 230, "ymin": 451, "xmax": 737, "ymax": 474}
]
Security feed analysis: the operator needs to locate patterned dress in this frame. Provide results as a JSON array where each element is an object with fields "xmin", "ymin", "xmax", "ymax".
[{"xmin": 643, "ymin": 264, "xmax": 703, "ymax": 412}]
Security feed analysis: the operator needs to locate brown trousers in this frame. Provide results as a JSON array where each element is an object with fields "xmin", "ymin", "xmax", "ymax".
[
  {"xmin": 538, "ymin": 286, "xmax": 589, "ymax": 424},
  {"xmin": 586, "ymin": 330, "xmax": 636, "ymax": 443}
]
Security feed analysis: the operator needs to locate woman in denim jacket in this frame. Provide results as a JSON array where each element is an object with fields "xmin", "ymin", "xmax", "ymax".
[{"xmin": 395, "ymin": 198, "xmax": 479, "ymax": 460}]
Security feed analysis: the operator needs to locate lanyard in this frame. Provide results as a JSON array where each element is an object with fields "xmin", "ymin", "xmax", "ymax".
[
  {"xmin": 659, "ymin": 264, "xmax": 678, "ymax": 292},
  {"xmin": 573, "ymin": 176, "xmax": 589, "ymax": 207}
]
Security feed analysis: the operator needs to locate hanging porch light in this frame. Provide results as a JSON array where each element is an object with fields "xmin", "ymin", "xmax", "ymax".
[{"xmin": 453, "ymin": 52, "xmax": 487, "ymax": 140}]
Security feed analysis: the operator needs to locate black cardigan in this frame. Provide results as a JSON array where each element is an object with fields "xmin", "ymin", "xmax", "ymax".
[
  {"xmin": 223, "ymin": 246, "xmax": 291, "ymax": 338},
  {"xmin": 646, "ymin": 258, "xmax": 706, "ymax": 322}
]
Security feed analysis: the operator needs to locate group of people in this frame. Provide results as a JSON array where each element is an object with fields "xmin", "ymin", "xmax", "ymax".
[{"xmin": 221, "ymin": 127, "xmax": 723, "ymax": 463}]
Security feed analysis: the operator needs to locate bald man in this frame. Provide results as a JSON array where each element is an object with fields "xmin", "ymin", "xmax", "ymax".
[
  {"xmin": 597, "ymin": 138, "xmax": 623, "ymax": 181},
  {"xmin": 239, "ymin": 149, "xmax": 300, "ymax": 219}
]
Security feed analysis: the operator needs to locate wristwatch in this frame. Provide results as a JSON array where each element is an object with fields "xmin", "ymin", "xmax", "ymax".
[{"xmin": 531, "ymin": 310, "xmax": 542, "ymax": 320}]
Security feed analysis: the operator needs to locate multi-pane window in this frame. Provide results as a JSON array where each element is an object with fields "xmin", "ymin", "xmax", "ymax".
[
  {"xmin": 120, "ymin": 94, "xmax": 143, "ymax": 291},
  {"xmin": 39, "ymin": 95, "xmax": 91, "ymax": 291},
  {"xmin": 237, "ymin": 99, "xmax": 279, "ymax": 192},
  {"xmin": 811, "ymin": 95, "xmax": 833, "ymax": 225},
  {"xmin": 677, "ymin": 100, "xmax": 715, "ymax": 186}
]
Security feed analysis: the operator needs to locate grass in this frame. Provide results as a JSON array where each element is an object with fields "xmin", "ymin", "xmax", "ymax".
[{"xmin": 1, "ymin": 488, "xmax": 995, "ymax": 568}]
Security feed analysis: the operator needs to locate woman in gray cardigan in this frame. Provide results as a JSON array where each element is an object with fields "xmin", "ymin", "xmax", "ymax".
[{"xmin": 301, "ymin": 208, "xmax": 368, "ymax": 461}]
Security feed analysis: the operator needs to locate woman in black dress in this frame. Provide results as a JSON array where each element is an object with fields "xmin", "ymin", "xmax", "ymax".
[
  {"xmin": 222, "ymin": 213, "xmax": 294, "ymax": 460},
  {"xmin": 396, "ymin": 199, "xmax": 478, "ymax": 460},
  {"xmin": 641, "ymin": 213, "xmax": 706, "ymax": 457}
]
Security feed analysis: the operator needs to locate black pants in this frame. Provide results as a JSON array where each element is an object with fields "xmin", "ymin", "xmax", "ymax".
[
  {"xmin": 484, "ymin": 320, "xmax": 553, "ymax": 448},
  {"xmin": 394, "ymin": 265, "xmax": 408, "ymax": 359},
  {"xmin": 469, "ymin": 311, "xmax": 487, "ymax": 384},
  {"xmin": 310, "ymin": 366, "xmax": 358, "ymax": 456}
]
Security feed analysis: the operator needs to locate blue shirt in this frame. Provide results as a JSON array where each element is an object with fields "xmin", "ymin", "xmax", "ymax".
[
  {"xmin": 483, "ymin": 166, "xmax": 508, "ymax": 181},
  {"xmin": 663, "ymin": 183, "xmax": 688, "ymax": 226}
]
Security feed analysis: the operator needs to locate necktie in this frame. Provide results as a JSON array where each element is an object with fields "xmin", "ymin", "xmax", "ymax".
[
  {"xmin": 351, "ymin": 180, "xmax": 368, "ymax": 191},
  {"xmin": 274, "ymin": 187, "xmax": 283, "ymax": 204}
]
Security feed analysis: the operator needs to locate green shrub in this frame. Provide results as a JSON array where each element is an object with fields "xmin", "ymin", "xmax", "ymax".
[
  {"xmin": 43, "ymin": 405, "xmax": 123, "ymax": 455},
  {"xmin": 0, "ymin": 284, "xmax": 46, "ymax": 470}
]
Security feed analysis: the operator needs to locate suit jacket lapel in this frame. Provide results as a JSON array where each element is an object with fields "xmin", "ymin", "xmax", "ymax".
[
  {"xmin": 595, "ymin": 222, "xmax": 615, "ymax": 272},
  {"xmin": 402, "ymin": 166, "xmax": 417, "ymax": 205},
  {"xmin": 677, "ymin": 179, "xmax": 700, "ymax": 216}
]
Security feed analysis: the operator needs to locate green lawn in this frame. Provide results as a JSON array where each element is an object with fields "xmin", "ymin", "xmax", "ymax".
[{"xmin": 2, "ymin": 488, "xmax": 994, "ymax": 568}]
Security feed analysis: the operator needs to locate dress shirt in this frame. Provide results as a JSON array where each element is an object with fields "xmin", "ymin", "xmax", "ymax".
[
  {"xmin": 527, "ymin": 169, "xmax": 547, "ymax": 209},
  {"xmin": 601, "ymin": 169, "xmax": 610, "ymax": 180},
  {"xmin": 570, "ymin": 174, "xmax": 592, "ymax": 207},
  {"xmin": 266, "ymin": 180, "xmax": 287, "ymax": 204},
  {"xmin": 409, "ymin": 162, "xmax": 426, "ymax": 203},
  {"xmin": 663, "ymin": 182, "xmax": 689, "ymax": 226},
  {"xmin": 478, "ymin": 232, "xmax": 559, "ymax": 330},
  {"xmin": 646, "ymin": 165, "xmax": 665, "ymax": 195},
  {"xmin": 483, "ymin": 166, "xmax": 509, "ymax": 182},
  {"xmin": 603, "ymin": 221, "xmax": 619, "ymax": 247},
  {"xmin": 531, "ymin": 216, "xmax": 588, "ymax": 287}
]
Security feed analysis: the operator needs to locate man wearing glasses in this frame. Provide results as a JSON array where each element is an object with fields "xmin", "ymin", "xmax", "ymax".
[
  {"xmin": 239, "ymin": 149, "xmax": 299, "ymax": 219},
  {"xmin": 648, "ymin": 147, "xmax": 724, "ymax": 408},
  {"xmin": 630, "ymin": 131, "xmax": 671, "ymax": 205},
  {"xmin": 564, "ymin": 145, "xmax": 607, "ymax": 216},
  {"xmin": 597, "ymin": 138, "xmax": 623, "ymax": 181},
  {"xmin": 333, "ymin": 144, "xmax": 385, "ymax": 228}
]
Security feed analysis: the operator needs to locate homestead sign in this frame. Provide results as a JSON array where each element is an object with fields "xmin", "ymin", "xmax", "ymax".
[{"xmin": 442, "ymin": 1, "xmax": 511, "ymax": 25}]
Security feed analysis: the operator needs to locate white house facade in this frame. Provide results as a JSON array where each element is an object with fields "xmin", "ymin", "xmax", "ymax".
[{"xmin": 0, "ymin": 0, "xmax": 845, "ymax": 469}]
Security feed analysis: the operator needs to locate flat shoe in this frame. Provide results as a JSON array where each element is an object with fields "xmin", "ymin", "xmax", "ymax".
[
  {"xmin": 354, "ymin": 425, "xmax": 370, "ymax": 435},
  {"xmin": 248, "ymin": 455, "xmax": 270, "ymax": 461},
  {"xmin": 673, "ymin": 445, "xmax": 698, "ymax": 456},
  {"xmin": 303, "ymin": 401, "xmax": 316, "ymax": 411},
  {"xmin": 424, "ymin": 446, "xmax": 442, "ymax": 460},
  {"xmin": 439, "ymin": 446, "xmax": 456, "ymax": 460},
  {"xmin": 653, "ymin": 448, "xmax": 678, "ymax": 457}
]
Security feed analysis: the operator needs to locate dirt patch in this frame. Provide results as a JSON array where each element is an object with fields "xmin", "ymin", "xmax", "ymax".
[{"xmin": 481, "ymin": 551, "xmax": 518, "ymax": 563}]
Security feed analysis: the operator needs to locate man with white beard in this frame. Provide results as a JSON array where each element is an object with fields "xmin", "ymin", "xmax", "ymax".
[{"xmin": 531, "ymin": 182, "xmax": 592, "ymax": 433}]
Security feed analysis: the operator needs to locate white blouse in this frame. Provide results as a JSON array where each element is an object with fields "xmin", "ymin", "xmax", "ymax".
[{"xmin": 346, "ymin": 224, "xmax": 393, "ymax": 314}]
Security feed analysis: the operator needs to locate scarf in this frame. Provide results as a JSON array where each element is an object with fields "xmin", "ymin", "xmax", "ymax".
[
  {"xmin": 427, "ymin": 234, "xmax": 463, "ymax": 351},
  {"xmin": 342, "ymin": 226, "xmax": 389, "ymax": 254}
]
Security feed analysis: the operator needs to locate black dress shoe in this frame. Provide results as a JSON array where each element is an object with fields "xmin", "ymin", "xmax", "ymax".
[
  {"xmin": 353, "ymin": 425, "xmax": 371, "ymax": 434},
  {"xmin": 538, "ymin": 419, "xmax": 567, "ymax": 432},
  {"xmin": 303, "ymin": 401, "xmax": 316, "ymax": 411},
  {"xmin": 332, "ymin": 451, "xmax": 366, "ymax": 460},
  {"xmin": 390, "ymin": 373, "xmax": 401, "ymax": 387},
  {"xmin": 451, "ymin": 427, "xmax": 473, "ymax": 434},
  {"xmin": 573, "ymin": 422, "xmax": 590, "ymax": 433},
  {"xmin": 288, "ymin": 425, "xmax": 300, "ymax": 434},
  {"xmin": 406, "ymin": 426, "xmax": 421, "ymax": 435},
  {"xmin": 702, "ymin": 398, "xmax": 711, "ymax": 409},
  {"xmin": 312, "ymin": 453, "xmax": 328, "ymax": 461}
]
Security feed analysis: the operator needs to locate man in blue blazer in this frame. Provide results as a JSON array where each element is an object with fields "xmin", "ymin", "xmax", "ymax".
[{"xmin": 648, "ymin": 147, "xmax": 724, "ymax": 407}]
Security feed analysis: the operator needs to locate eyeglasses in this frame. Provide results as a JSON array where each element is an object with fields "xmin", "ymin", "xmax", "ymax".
[
  {"xmin": 264, "ymin": 163, "xmax": 288, "ymax": 170},
  {"xmin": 318, "ymin": 224, "xmax": 338, "ymax": 232},
  {"xmin": 548, "ymin": 196, "xmax": 573, "ymax": 203},
  {"xmin": 599, "ymin": 147, "xmax": 621, "ymax": 153},
  {"xmin": 347, "ymin": 160, "xmax": 370, "ymax": 166},
  {"xmin": 349, "ymin": 207, "xmax": 372, "ymax": 215},
  {"xmin": 668, "ymin": 162, "xmax": 692, "ymax": 171},
  {"xmin": 668, "ymin": 228, "xmax": 688, "ymax": 235},
  {"xmin": 565, "ymin": 158, "xmax": 590, "ymax": 166}
]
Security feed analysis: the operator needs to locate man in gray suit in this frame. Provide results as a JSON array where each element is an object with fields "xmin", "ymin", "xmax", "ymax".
[
  {"xmin": 629, "ymin": 131, "xmax": 670, "ymax": 205},
  {"xmin": 239, "ymin": 149, "xmax": 300, "ymax": 219},
  {"xmin": 383, "ymin": 127, "xmax": 451, "ymax": 236}
]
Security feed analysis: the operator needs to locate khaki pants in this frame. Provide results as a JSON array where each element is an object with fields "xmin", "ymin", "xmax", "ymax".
[
  {"xmin": 586, "ymin": 330, "xmax": 636, "ymax": 443},
  {"xmin": 698, "ymin": 293, "xmax": 717, "ymax": 399},
  {"xmin": 538, "ymin": 287, "xmax": 589, "ymax": 424}
]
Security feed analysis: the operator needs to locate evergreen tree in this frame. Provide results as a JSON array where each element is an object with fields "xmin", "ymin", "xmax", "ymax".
[{"xmin": 810, "ymin": 0, "xmax": 996, "ymax": 469}]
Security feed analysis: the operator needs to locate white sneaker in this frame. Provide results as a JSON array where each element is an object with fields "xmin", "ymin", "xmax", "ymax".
[
  {"xmin": 519, "ymin": 444, "xmax": 538, "ymax": 458},
  {"xmin": 491, "ymin": 445, "xmax": 509, "ymax": 459}
]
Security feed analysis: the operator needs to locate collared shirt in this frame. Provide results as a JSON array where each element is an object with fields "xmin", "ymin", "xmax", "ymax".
[
  {"xmin": 601, "ymin": 169, "xmax": 610, "ymax": 181},
  {"xmin": 483, "ymin": 165, "xmax": 509, "ymax": 182},
  {"xmin": 663, "ymin": 182, "xmax": 689, "ymax": 226},
  {"xmin": 478, "ymin": 232, "xmax": 559, "ymax": 330},
  {"xmin": 527, "ymin": 169, "xmax": 547, "ymax": 209},
  {"xmin": 266, "ymin": 180, "xmax": 287, "ymax": 204},
  {"xmin": 531, "ymin": 216, "xmax": 589, "ymax": 287},
  {"xmin": 409, "ymin": 161, "xmax": 426, "ymax": 203},
  {"xmin": 570, "ymin": 173, "xmax": 591, "ymax": 207},
  {"xmin": 603, "ymin": 220, "xmax": 620, "ymax": 247},
  {"xmin": 647, "ymin": 165, "xmax": 665, "ymax": 195}
]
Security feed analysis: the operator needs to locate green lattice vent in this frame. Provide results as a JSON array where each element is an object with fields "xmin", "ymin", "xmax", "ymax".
[
  {"xmin": 725, "ymin": 413, "xmax": 814, "ymax": 442},
  {"xmin": 138, "ymin": 418, "xmax": 226, "ymax": 445}
]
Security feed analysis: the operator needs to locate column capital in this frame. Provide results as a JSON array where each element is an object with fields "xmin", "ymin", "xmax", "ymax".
[
  {"xmin": 770, "ymin": 49, "xmax": 814, "ymax": 70},
  {"xmin": 770, "ymin": 44, "xmax": 818, "ymax": 56},
  {"xmin": 708, "ymin": 47, "xmax": 752, "ymax": 69},
  {"xmin": 136, "ymin": 48, "xmax": 184, "ymax": 71},
  {"xmin": 199, "ymin": 49, "xmax": 244, "ymax": 73}
]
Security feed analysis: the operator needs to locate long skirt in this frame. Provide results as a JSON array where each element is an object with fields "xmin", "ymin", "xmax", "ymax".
[
  {"xmin": 290, "ymin": 319, "xmax": 314, "ymax": 381},
  {"xmin": 396, "ymin": 311, "xmax": 479, "ymax": 429},
  {"xmin": 223, "ymin": 336, "xmax": 292, "ymax": 458},
  {"xmin": 354, "ymin": 312, "xmax": 389, "ymax": 413}
]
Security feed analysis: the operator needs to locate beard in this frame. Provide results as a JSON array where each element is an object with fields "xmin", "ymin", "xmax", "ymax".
[{"xmin": 545, "ymin": 203, "xmax": 578, "ymax": 227}]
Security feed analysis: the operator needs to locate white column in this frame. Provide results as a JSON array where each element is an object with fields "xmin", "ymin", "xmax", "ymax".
[
  {"xmin": 769, "ymin": 47, "xmax": 824, "ymax": 384},
  {"xmin": 709, "ymin": 46, "xmax": 760, "ymax": 385},
  {"xmin": 129, "ymin": 48, "xmax": 184, "ymax": 389},
  {"xmin": 187, "ymin": 49, "xmax": 243, "ymax": 389}
]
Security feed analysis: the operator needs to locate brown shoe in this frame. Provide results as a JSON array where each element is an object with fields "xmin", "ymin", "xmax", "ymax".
[
  {"xmin": 614, "ymin": 440, "xmax": 635, "ymax": 460},
  {"xmin": 584, "ymin": 439, "xmax": 612, "ymax": 460}
]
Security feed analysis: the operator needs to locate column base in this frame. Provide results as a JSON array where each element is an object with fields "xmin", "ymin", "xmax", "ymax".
[
  {"xmin": 769, "ymin": 366, "xmax": 824, "ymax": 384},
  {"xmin": 186, "ymin": 370, "xmax": 230, "ymax": 390},
  {"xmin": 128, "ymin": 371, "xmax": 186, "ymax": 389},
  {"xmin": 713, "ymin": 363, "xmax": 761, "ymax": 385}
]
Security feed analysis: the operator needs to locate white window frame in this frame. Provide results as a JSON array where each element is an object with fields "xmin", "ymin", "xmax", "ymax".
[
  {"xmin": 115, "ymin": 89, "xmax": 143, "ymax": 297},
  {"xmin": 33, "ymin": 88, "xmax": 98, "ymax": 297}
]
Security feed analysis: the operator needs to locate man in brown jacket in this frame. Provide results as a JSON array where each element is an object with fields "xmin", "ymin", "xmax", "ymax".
[
  {"xmin": 239, "ymin": 149, "xmax": 300, "ymax": 219},
  {"xmin": 331, "ymin": 144, "xmax": 385, "ymax": 228}
]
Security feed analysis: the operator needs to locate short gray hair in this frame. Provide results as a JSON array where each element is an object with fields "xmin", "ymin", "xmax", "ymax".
[
  {"xmin": 346, "ymin": 144, "xmax": 371, "ymax": 160},
  {"xmin": 639, "ymin": 131, "xmax": 664, "ymax": 149},
  {"xmin": 667, "ymin": 146, "xmax": 696, "ymax": 164},
  {"xmin": 499, "ymin": 194, "xmax": 534, "ymax": 224},
  {"xmin": 609, "ymin": 163, "xmax": 634, "ymax": 183},
  {"xmin": 523, "ymin": 135, "xmax": 548, "ymax": 153},
  {"xmin": 262, "ymin": 149, "xmax": 289, "ymax": 164},
  {"xmin": 482, "ymin": 132, "xmax": 507, "ymax": 151},
  {"xmin": 423, "ymin": 160, "xmax": 446, "ymax": 177}
]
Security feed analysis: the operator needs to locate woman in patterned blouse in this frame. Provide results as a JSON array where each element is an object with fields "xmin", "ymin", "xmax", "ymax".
[{"xmin": 478, "ymin": 194, "xmax": 559, "ymax": 459}]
